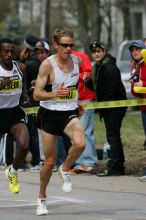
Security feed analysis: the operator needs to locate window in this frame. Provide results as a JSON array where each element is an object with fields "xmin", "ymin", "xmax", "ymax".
[{"xmin": 131, "ymin": 12, "xmax": 142, "ymax": 38}]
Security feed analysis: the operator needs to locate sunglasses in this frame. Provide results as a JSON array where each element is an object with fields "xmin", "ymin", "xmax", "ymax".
[{"xmin": 58, "ymin": 43, "xmax": 74, "ymax": 48}]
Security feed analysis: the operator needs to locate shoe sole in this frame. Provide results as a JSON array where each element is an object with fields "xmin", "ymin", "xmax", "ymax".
[{"xmin": 36, "ymin": 211, "xmax": 49, "ymax": 216}]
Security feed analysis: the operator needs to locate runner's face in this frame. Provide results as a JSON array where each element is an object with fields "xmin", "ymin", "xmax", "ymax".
[
  {"xmin": 55, "ymin": 36, "xmax": 74, "ymax": 59},
  {"xmin": 91, "ymin": 48, "xmax": 105, "ymax": 63},
  {"xmin": 0, "ymin": 43, "xmax": 15, "ymax": 65}
]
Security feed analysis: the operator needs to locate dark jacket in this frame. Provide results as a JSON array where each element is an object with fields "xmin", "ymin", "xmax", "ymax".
[
  {"xmin": 86, "ymin": 54, "xmax": 127, "ymax": 102},
  {"xmin": 25, "ymin": 56, "xmax": 41, "ymax": 106}
]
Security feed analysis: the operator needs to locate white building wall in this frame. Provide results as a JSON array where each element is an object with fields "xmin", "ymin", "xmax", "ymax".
[
  {"xmin": 17, "ymin": 0, "xmax": 146, "ymax": 45},
  {"xmin": 111, "ymin": 5, "xmax": 124, "ymax": 45}
]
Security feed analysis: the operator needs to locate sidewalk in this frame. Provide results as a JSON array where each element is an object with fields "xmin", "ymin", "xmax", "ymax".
[{"xmin": 0, "ymin": 169, "xmax": 146, "ymax": 220}]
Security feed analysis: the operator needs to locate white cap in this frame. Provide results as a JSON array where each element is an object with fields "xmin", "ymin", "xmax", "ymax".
[{"xmin": 34, "ymin": 41, "xmax": 50, "ymax": 52}]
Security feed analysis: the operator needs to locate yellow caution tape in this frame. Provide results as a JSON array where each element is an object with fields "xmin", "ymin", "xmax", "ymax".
[
  {"xmin": 23, "ymin": 98, "xmax": 146, "ymax": 113},
  {"xmin": 23, "ymin": 106, "xmax": 39, "ymax": 115},
  {"xmin": 83, "ymin": 99, "xmax": 146, "ymax": 109},
  {"xmin": 133, "ymin": 86, "xmax": 146, "ymax": 93}
]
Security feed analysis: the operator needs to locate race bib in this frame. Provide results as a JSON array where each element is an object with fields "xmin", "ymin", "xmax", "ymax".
[
  {"xmin": 0, "ymin": 75, "xmax": 21, "ymax": 94},
  {"xmin": 56, "ymin": 89, "xmax": 76, "ymax": 100}
]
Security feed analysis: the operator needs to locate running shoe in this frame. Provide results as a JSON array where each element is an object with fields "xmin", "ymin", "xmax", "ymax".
[
  {"xmin": 58, "ymin": 164, "xmax": 72, "ymax": 193},
  {"xmin": 30, "ymin": 165, "xmax": 41, "ymax": 172},
  {"xmin": 5, "ymin": 168, "xmax": 20, "ymax": 194},
  {"xmin": 36, "ymin": 199, "xmax": 49, "ymax": 216},
  {"xmin": 52, "ymin": 165, "xmax": 58, "ymax": 172},
  {"xmin": 67, "ymin": 168, "xmax": 78, "ymax": 175},
  {"xmin": 139, "ymin": 175, "xmax": 146, "ymax": 182},
  {"xmin": 75, "ymin": 165, "xmax": 98, "ymax": 174}
]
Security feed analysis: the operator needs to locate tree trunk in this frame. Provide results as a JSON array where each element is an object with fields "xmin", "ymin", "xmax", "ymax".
[
  {"xmin": 40, "ymin": 0, "xmax": 47, "ymax": 38},
  {"xmin": 122, "ymin": 0, "xmax": 131, "ymax": 40}
]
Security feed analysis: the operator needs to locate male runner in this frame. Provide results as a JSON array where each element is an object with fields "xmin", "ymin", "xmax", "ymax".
[
  {"xmin": 33, "ymin": 27, "xmax": 85, "ymax": 215},
  {"xmin": 0, "ymin": 38, "xmax": 29, "ymax": 194}
]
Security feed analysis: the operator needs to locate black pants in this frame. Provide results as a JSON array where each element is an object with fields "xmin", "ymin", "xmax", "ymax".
[
  {"xmin": 5, "ymin": 133, "xmax": 14, "ymax": 166},
  {"xmin": 27, "ymin": 114, "xmax": 40, "ymax": 166},
  {"xmin": 101, "ymin": 107, "xmax": 126, "ymax": 173}
]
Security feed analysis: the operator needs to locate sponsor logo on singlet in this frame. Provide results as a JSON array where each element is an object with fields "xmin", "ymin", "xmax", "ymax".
[{"xmin": 71, "ymin": 72, "xmax": 78, "ymax": 77}]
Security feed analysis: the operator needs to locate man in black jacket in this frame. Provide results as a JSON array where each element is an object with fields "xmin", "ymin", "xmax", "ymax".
[
  {"xmin": 84, "ymin": 42, "xmax": 127, "ymax": 176},
  {"xmin": 22, "ymin": 35, "xmax": 41, "ymax": 171}
]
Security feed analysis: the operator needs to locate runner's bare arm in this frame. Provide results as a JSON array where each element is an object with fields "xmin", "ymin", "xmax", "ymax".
[
  {"xmin": 33, "ymin": 60, "xmax": 69, "ymax": 101},
  {"xmin": 18, "ymin": 63, "xmax": 29, "ymax": 104}
]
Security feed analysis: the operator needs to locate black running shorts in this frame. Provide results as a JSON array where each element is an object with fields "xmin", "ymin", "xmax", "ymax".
[
  {"xmin": 37, "ymin": 107, "xmax": 79, "ymax": 135},
  {"xmin": 0, "ymin": 106, "xmax": 27, "ymax": 136}
]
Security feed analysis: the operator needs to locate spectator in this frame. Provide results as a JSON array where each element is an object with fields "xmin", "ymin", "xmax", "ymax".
[
  {"xmin": 84, "ymin": 42, "xmax": 127, "ymax": 176},
  {"xmin": 34, "ymin": 40, "xmax": 51, "ymax": 62},
  {"xmin": 68, "ymin": 50, "xmax": 98, "ymax": 174},
  {"xmin": 128, "ymin": 40, "xmax": 146, "ymax": 181},
  {"xmin": 22, "ymin": 35, "xmax": 42, "ymax": 172},
  {"xmin": 129, "ymin": 40, "xmax": 146, "ymax": 151}
]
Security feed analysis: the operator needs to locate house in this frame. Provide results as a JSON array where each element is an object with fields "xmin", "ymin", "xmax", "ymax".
[{"xmin": 18, "ymin": 0, "xmax": 146, "ymax": 47}]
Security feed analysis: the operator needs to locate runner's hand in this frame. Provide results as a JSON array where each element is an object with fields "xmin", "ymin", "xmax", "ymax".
[
  {"xmin": 83, "ymin": 72, "xmax": 89, "ymax": 82},
  {"xmin": 54, "ymin": 83, "xmax": 69, "ymax": 97}
]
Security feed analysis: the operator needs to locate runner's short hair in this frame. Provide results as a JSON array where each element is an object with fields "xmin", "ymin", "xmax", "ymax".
[
  {"xmin": 0, "ymin": 38, "xmax": 14, "ymax": 49},
  {"xmin": 52, "ymin": 27, "xmax": 73, "ymax": 43}
]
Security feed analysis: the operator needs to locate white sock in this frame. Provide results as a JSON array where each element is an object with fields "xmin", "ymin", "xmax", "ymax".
[{"xmin": 10, "ymin": 166, "xmax": 17, "ymax": 174}]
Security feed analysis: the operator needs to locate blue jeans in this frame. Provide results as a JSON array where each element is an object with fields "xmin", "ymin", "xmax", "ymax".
[
  {"xmin": 75, "ymin": 108, "xmax": 98, "ymax": 167},
  {"xmin": 56, "ymin": 134, "xmax": 72, "ymax": 168}
]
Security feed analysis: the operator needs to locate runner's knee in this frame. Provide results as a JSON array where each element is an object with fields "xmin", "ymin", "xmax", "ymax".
[
  {"xmin": 74, "ymin": 139, "xmax": 85, "ymax": 151},
  {"xmin": 17, "ymin": 137, "xmax": 29, "ymax": 151},
  {"xmin": 44, "ymin": 159, "xmax": 56, "ymax": 170}
]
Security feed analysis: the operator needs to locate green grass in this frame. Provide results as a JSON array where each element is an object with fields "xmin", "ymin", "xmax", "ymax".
[
  {"xmin": 94, "ymin": 110, "xmax": 145, "ymax": 157},
  {"xmin": 94, "ymin": 110, "xmax": 146, "ymax": 174}
]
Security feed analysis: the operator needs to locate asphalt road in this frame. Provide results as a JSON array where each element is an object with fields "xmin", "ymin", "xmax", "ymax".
[{"xmin": 0, "ymin": 168, "xmax": 146, "ymax": 220}]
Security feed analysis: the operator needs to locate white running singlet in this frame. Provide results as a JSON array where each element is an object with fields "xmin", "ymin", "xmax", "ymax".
[
  {"xmin": 0, "ymin": 61, "xmax": 23, "ymax": 109},
  {"xmin": 40, "ymin": 54, "xmax": 79, "ymax": 111}
]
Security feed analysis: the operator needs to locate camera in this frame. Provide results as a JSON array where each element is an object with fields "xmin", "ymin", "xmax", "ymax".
[{"xmin": 130, "ymin": 72, "xmax": 139, "ymax": 82}]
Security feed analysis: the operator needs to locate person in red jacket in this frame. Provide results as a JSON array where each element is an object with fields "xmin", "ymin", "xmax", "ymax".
[
  {"xmin": 129, "ymin": 40, "xmax": 146, "ymax": 149},
  {"xmin": 69, "ymin": 51, "xmax": 98, "ymax": 173}
]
